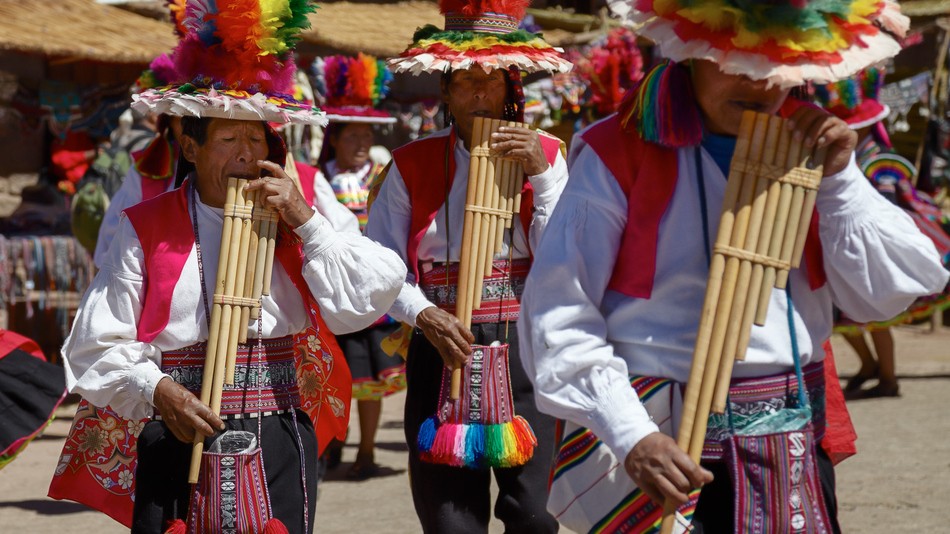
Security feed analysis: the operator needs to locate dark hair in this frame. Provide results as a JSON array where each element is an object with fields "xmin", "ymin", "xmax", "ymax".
[{"xmin": 180, "ymin": 116, "xmax": 211, "ymax": 145}]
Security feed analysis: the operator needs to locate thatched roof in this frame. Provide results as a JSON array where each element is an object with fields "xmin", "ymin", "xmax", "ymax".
[
  {"xmin": 300, "ymin": 1, "xmax": 578, "ymax": 57},
  {"xmin": 0, "ymin": 0, "xmax": 176, "ymax": 64},
  {"xmin": 901, "ymin": 0, "xmax": 950, "ymax": 18}
]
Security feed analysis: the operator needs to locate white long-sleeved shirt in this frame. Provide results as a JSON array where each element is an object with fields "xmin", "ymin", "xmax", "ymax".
[
  {"xmin": 519, "ymin": 129, "xmax": 950, "ymax": 464},
  {"xmin": 365, "ymin": 127, "xmax": 569, "ymax": 327},
  {"xmin": 65, "ymin": 192, "xmax": 406, "ymax": 421},
  {"xmin": 94, "ymin": 165, "xmax": 360, "ymax": 266}
]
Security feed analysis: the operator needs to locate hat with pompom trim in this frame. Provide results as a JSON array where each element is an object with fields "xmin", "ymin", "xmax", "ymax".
[
  {"xmin": 131, "ymin": 0, "xmax": 326, "ymax": 126},
  {"xmin": 389, "ymin": 0, "xmax": 573, "ymax": 75},
  {"xmin": 311, "ymin": 53, "xmax": 396, "ymax": 124},
  {"xmin": 606, "ymin": 0, "xmax": 909, "ymax": 88}
]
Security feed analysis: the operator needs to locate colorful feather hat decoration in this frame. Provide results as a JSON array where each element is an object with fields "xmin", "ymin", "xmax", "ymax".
[
  {"xmin": 814, "ymin": 66, "xmax": 890, "ymax": 129},
  {"xmin": 389, "ymin": 0, "xmax": 573, "ymax": 75},
  {"xmin": 312, "ymin": 54, "xmax": 396, "ymax": 124},
  {"xmin": 131, "ymin": 0, "xmax": 326, "ymax": 126},
  {"xmin": 607, "ymin": 0, "xmax": 909, "ymax": 88}
]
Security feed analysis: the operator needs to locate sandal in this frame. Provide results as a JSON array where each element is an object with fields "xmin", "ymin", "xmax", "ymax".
[
  {"xmin": 346, "ymin": 453, "xmax": 380, "ymax": 480},
  {"xmin": 857, "ymin": 380, "xmax": 900, "ymax": 399},
  {"xmin": 844, "ymin": 363, "xmax": 879, "ymax": 392}
]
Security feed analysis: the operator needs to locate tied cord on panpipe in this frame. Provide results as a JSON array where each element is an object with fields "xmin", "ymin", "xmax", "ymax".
[
  {"xmin": 659, "ymin": 111, "xmax": 825, "ymax": 532},
  {"xmin": 188, "ymin": 170, "xmax": 281, "ymax": 484}
]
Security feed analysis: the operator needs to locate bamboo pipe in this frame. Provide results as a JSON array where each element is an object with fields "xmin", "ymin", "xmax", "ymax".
[
  {"xmin": 484, "ymin": 141, "xmax": 504, "ymax": 275},
  {"xmin": 224, "ymin": 180, "xmax": 256, "ymax": 383},
  {"xmin": 790, "ymin": 147, "xmax": 827, "ymax": 269},
  {"xmin": 472, "ymin": 119, "xmax": 500, "ymax": 310},
  {"xmin": 774, "ymin": 142, "xmax": 810, "ymax": 290},
  {"xmin": 238, "ymin": 188, "xmax": 260, "ymax": 344},
  {"xmin": 710, "ymin": 116, "xmax": 783, "ymax": 413},
  {"xmin": 451, "ymin": 118, "xmax": 486, "ymax": 399},
  {"xmin": 189, "ymin": 177, "xmax": 240, "ymax": 483},
  {"xmin": 755, "ymin": 136, "xmax": 803, "ymax": 324},
  {"xmin": 658, "ymin": 111, "xmax": 760, "ymax": 534},
  {"xmin": 686, "ymin": 113, "xmax": 770, "ymax": 451},
  {"xmin": 734, "ymin": 126, "xmax": 792, "ymax": 357}
]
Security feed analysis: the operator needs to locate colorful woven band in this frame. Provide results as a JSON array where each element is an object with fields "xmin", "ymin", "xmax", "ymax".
[
  {"xmin": 444, "ymin": 12, "xmax": 520, "ymax": 34},
  {"xmin": 420, "ymin": 258, "xmax": 530, "ymax": 323},
  {"xmin": 157, "ymin": 335, "xmax": 301, "ymax": 417}
]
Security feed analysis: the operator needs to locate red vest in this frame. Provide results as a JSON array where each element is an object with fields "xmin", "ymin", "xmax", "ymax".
[
  {"xmin": 392, "ymin": 128, "xmax": 562, "ymax": 280},
  {"xmin": 581, "ymin": 101, "xmax": 827, "ymax": 299}
]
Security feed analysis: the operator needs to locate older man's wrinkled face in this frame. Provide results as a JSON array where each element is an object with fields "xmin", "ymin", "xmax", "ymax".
[
  {"xmin": 442, "ymin": 68, "xmax": 507, "ymax": 148},
  {"xmin": 690, "ymin": 59, "xmax": 790, "ymax": 137},
  {"xmin": 181, "ymin": 118, "xmax": 269, "ymax": 207}
]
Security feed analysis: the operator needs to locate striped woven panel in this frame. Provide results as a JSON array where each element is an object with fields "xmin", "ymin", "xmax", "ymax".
[
  {"xmin": 187, "ymin": 447, "xmax": 274, "ymax": 534},
  {"xmin": 159, "ymin": 335, "xmax": 300, "ymax": 416},
  {"xmin": 725, "ymin": 429, "xmax": 832, "ymax": 533},
  {"xmin": 548, "ymin": 363, "xmax": 826, "ymax": 533},
  {"xmin": 420, "ymin": 259, "xmax": 530, "ymax": 324},
  {"xmin": 437, "ymin": 343, "xmax": 516, "ymax": 425}
]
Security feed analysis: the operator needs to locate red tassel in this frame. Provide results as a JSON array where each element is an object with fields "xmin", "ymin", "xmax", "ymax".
[
  {"xmin": 264, "ymin": 518, "xmax": 291, "ymax": 534},
  {"xmin": 164, "ymin": 519, "xmax": 187, "ymax": 534}
]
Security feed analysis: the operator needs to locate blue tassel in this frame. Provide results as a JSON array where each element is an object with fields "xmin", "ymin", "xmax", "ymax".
[
  {"xmin": 417, "ymin": 416, "xmax": 438, "ymax": 453},
  {"xmin": 464, "ymin": 422, "xmax": 485, "ymax": 468}
]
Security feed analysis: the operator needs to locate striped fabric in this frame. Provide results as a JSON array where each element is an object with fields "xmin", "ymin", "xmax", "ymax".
[
  {"xmin": 444, "ymin": 12, "xmax": 520, "ymax": 34},
  {"xmin": 439, "ymin": 343, "xmax": 516, "ymax": 425},
  {"xmin": 420, "ymin": 259, "xmax": 530, "ymax": 324},
  {"xmin": 187, "ymin": 446, "xmax": 274, "ymax": 534},
  {"xmin": 726, "ymin": 429, "xmax": 832, "ymax": 533},
  {"xmin": 158, "ymin": 335, "xmax": 300, "ymax": 417},
  {"xmin": 547, "ymin": 363, "xmax": 826, "ymax": 533}
]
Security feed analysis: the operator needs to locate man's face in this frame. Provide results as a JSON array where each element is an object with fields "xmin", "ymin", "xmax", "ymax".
[
  {"xmin": 690, "ymin": 60, "xmax": 790, "ymax": 136},
  {"xmin": 442, "ymin": 68, "xmax": 507, "ymax": 145},
  {"xmin": 329, "ymin": 123, "xmax": 374, "ymax": 170},
  {"xmin": 181, "ymin": 119, "xmax": 269, "ymax": 207}
]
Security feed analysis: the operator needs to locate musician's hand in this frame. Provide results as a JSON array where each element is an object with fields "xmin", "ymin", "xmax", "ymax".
[
  {"xmin": 245, "ymin": 160, "xmax": 315, "ymax": 228},
  {"xmin": 623, "ymin": 432, "xmax": 714, "ymax": 506},
  {"xmin": 153, "ymin": 377, "xmax": 224, "ymax": 443},
  {"xmin": 415, "ymin": 306, "xmax": 474, "ymax": 370},
  {"xmin": 490, "ymin": 126, "xmax": 550, "ymax": 176},
  {"xmin": 786, "ymin": 107, "xmax": 857, "ymax": 178}
]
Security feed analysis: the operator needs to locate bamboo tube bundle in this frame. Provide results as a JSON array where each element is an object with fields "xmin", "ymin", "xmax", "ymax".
[
  {"xmin": 188, "ymin": 175, "xmax": 279, "ymax": 484},
  {"xmin": 658, "ymin": 111, "xmax": 826, "ymax": 532},
  {"xmin": 451, "ymin": 116, "xmax": 528, "ymax": 399}
]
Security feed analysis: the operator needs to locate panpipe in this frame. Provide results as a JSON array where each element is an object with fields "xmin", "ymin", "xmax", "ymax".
[
  {"xmin": 659, "ymin": 111, "xmax": 825, "ymax": 532},
  {"xmin": 188, "ymin": 172, "xmax": 280, "ymax": 484},
  {"xmin": 451, "ymin": 116, "xmax": 528, "ymax": 399}
]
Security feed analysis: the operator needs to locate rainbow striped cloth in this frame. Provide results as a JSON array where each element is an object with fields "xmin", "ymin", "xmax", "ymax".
[{"xmin": 547, "ymin": 376, "xmax": 697, "ymax": 533}]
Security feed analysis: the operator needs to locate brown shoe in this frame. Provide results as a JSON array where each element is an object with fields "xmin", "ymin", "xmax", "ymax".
[
  {"xmin": 346, "ymin": 453, "xmax": 380, "ymax": 480},
  {"xmin": 844, "ymin": 363, "xmax": 879, "ymax": 392},
  {"xmin": 858, "ymin": 380, "xmax": 900, "ymax": 399}
]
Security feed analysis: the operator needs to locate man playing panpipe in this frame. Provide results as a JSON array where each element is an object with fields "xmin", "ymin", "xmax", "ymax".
[
  {"xmin": 520, "ymin": 1, "xmax": 949, "ymax": 532},
  {"xmin": 366, "ymin": 0, "xmax": 571, "ymax": 531},
  {"xmin": 54, "ymin": 2, "xmax": 406, "ymax": 532}
]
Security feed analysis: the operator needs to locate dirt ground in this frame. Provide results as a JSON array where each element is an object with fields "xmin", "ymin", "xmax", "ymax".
[{"xmin": 1, "ymin": 324, "xmax": 948, "ymax": 533}]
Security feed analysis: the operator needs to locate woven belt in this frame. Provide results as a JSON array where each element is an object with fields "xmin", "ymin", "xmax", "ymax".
[
  {"xmin": 156, "ymin": 335, "xmax": 301, "ymax": 418},
  {"xmin": 419, "ymin": 258, "xmax": 530, "ymax": 324}
]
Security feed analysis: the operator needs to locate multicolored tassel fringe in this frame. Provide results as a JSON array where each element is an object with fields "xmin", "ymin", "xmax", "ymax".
[
  {"xmin": 418, "ymin": 415, "xmax": 537, "ymax": 469},
  {"xmin": 618, "ymin": 60, "xmax": 703, "ymax": 148}
]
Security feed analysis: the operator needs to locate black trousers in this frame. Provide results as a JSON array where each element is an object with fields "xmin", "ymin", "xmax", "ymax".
[
  {"xmin": 133, "ymin": 410, "xmax": 318, "ymax": 534},
  {"xmin": 405, "ymin": 322, "xmax": 559, "ymax": 533},
  {"xmin": 692, "ymin": 445, "xmax": 842, "ymax": 533}
]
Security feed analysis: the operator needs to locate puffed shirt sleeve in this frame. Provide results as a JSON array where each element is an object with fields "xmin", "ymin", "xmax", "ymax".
[
  {"xmin": 518, "ymin": 141, "xmax": 658, "ymax": 463},
  {"xmin": 313, "ymin": 170, "xmax": 361, "ymax": 235},
  {"xmin": 294, "ymin": 210, "xmax": 407, "ymax": 335},
  {"xmin": 364, "ymin": 162, "xmax": 436, "ymax": 327},
  {"xmin": 527, "ymin": 149, "xmax": 569, "ymax": 250},
  {"xmin": 817, "ymin": 155, "xmax": 950, "ymax": 321},
  {"xmin": 63, "ymin": 215, "xmax": 167, "ymax": 420}
]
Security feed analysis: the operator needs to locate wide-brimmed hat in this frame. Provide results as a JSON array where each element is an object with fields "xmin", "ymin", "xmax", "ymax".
[
  {"xmin": 131, "ymin": 0, "xmax": 326, "ymax": 126},
  {"xmin": 389, "ymin": 0, "xmax": 573, "ymax": 75},
  {"xmin": 312, "ymin": 54, "xmax": 397, "ymax": 124},
  {"xmin": 607, "ymin": 0, "xmax": 909, "ymax": 88},
  {"xmin": 814, "ymin": 66, "xmax": 890, "ymax": 129}
]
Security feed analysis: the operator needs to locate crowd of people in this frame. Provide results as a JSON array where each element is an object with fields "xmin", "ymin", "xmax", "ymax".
[{"xmin": 6, "ymin": 0, "xmax": 946, "ymax": 532}]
